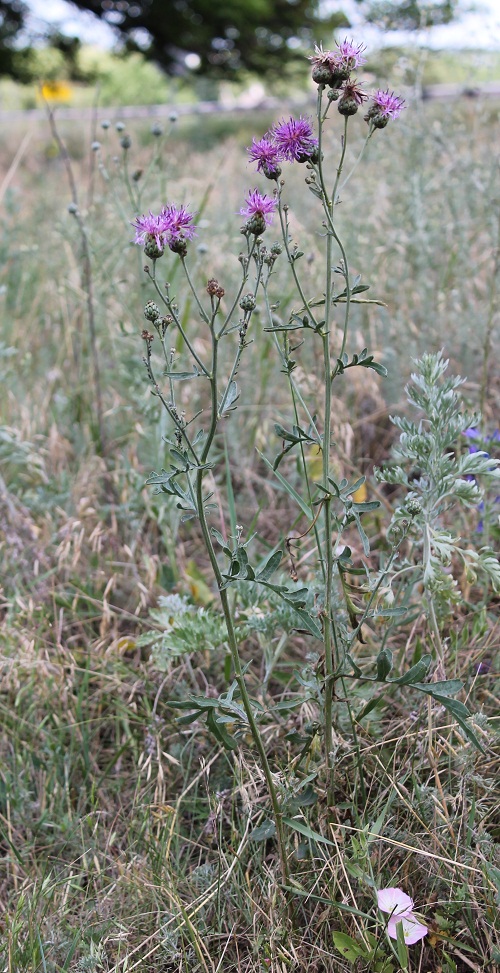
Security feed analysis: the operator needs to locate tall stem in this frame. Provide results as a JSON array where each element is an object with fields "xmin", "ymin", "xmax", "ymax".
[
  {"xmin": 318, "ymin": 84, "xmax": 338, "ymax": 808},
  {"xmin": 195, "ymin": 473, "xmax": 290, "ymax": 890},
  {"xmin": 193, "ymin": 315, "xmax": 290, "ymax": 890}
]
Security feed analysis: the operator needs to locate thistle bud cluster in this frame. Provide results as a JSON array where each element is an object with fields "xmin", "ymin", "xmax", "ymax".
[
  {"xmin": 309, "ymin": 39, "xmax": 405, "ymax": 128},
  {"xmin": 144, "ymin": 300, "xmax": 161, "ymax": 322},
  {"xmin": 239, "ymin": 294, "xmax": 257, "ymax": 312},
  {"xmin": 206, "ymin": 278, "xmax": 225, "ymax": 299}
]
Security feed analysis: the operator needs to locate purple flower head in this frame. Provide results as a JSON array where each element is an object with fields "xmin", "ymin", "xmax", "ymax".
[
  {"xmin": 160, "ymin": 204, "xmax": 197, "ymax": 244},
  {"xmin": 271, "ymin": 115, "xmax": 318, "ymax": 163},
  {"xmin": 464, "ymin": 427, "xmax": 481, "ymax": 454},
  {"xmin": 333, "ymin": 38, "xmax": 367, "ymax": 72},
  {"xmin": 240, "ymin": 189, "xmax": 277, "ymax": 225},
  {"xmin": 309, "ymin": 43, "xmax": 333, "ymax": 68},
  {"xmin": 247, "ymin": 136, "xmax": 282, "ymax": 178},
  {"xmin": 131, "ymin": 211, "xmax": 165, "ymax": 249},
  {"xmin": 371, "ymin": 89, "xmax": 406, "ymax": 119},
  {"xmin": 464, "ymin": 427, "xmax": 500, "ymax": 450}
]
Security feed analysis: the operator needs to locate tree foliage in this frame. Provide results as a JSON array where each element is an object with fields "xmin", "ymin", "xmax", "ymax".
[
  {"xmin": 65, "ymin": 0, "xmax": 346, "ymax": 79},
  {"xmin": 356, "ymin": 0, "xmax": 459, "ymax": 31},
  {"xmin": 0, "ymin": 0, "xmax": 461, "ymax": 83},
  {"xmin": 0, "ymin": 0, "xmax": 32, "ymax": 80}
]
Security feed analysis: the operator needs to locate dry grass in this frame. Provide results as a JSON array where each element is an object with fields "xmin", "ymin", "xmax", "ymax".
[{"xmin": 0, "ymin": 92, "xmax": 499, "ymax": 971}]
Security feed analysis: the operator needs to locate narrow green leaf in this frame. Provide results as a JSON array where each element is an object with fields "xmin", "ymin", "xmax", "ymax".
[
  {"xmin": 411, "ymin": 679, "xmax": 463, "ymax": 697},
  {"xmin": 220, "ymin": 380, "xmax": 239, "ymax": 415},
  {"xmin": 357, "ymin": 694, "xmax": 385, "ymax": 722},
  {"xmin": 396, "ymin": 920, "xmax": 409, "ymax": 968},
  {"xmin": 289, "ymin": 606, "xmax": 323, "ymax": 640},
  {"xmin": 352, "ymin": 510, "xmax": 370, "ymax": 555},
  {"xmin": 283, "ymin": 816, "xmax": 335, "ymax": 846},
  {"xmin": 256, "ymin": 549, "xmax": 283, "ymax": 582},
  {"xmin": 283, "ymin": 886, "xmax": 373, "ymax": 920},
  {"xmin": 257, "ymin": 451, "xmax": 313, "ymax": 519},
  {"xmin": 391, "ymin": 655, "xmax": 432, "ymax": 686},
  {"xmin": 206, "ymin": 709, "xmax": 238, "ymax": 750},
  {"xmin": 376, "ymin": 648, "xmax": 393, "ymax": 682},
  {"xmin": 343, "ymin": 475, "xmax": 366, "ymax": 497},
  {"xmin": 163, "ymin": 368, "xmax": 200, "ymax": 380}
]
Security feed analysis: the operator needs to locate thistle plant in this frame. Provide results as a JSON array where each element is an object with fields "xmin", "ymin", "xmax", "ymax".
[{"xmin": 132, "ymin": 42, "xmax": 490, "ymax": 893}]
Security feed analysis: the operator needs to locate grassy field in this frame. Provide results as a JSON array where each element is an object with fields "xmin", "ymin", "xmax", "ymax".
[{"xmin": 0, "ymin": 69, "xmax": 499, "ymax": 973}]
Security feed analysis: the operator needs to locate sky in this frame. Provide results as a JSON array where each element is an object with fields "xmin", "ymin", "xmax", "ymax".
[{"xmin": 24, "ymin": 0, "xmax": 500, "ymax": 51}]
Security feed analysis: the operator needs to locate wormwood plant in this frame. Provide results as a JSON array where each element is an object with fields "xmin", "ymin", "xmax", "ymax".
[{"xmin": 132, "ymin": 41, "xmax": 499, "ymax": 909}]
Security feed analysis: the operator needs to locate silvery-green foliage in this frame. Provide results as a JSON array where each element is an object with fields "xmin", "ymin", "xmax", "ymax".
[
  {"xmin": 137, "ymin": 593, "xmax": 229, "ymax": 667},
  {"xmin": 76, "ymin": 943, "xmax": 107, "ymax": 972},
  {"xmin": 377, "ymin": 352, "xmax": 500, "ymax": 602}
]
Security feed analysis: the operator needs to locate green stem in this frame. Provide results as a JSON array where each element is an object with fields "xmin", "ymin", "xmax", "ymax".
[
  {"xmin": 423, "ymin": 523, "xmax": 446, "ymax": 667},
  {"xmin": 218, "ymin": 237, "xmax": 257, "ymax": 338},
  {"xmin": 149, "ymin": 269, "xmax": 209, "ymax": 377},
  {"xmin": 277, "ymin": 197, "xmax": 320, "ymax": 330},
  {"xmin": 181, "ymin": 256, "xmax": 211, "ymax": 325},
  {"xmin": 338, "ymin": 130, "xmax": 371, "ymax": 197},
  {"xmin": 195, "ymin": 473, "xmax": 290, "ymax": 891},
  {"xmin": 332, "ymin": 115, "xmax": 348, "ymax": 206}
]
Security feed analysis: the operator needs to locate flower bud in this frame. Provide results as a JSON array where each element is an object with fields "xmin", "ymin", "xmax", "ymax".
[
  {"xmin": 261, "ymin": 161, "xmax": 282, "ymax": 180},
  {"xmin": 144, "ymin": 236, "xmax": 164, "ymax": 259},
  {"xmin": 312, "ymin": 62, "xmax": 334, "ymax": 86},
  {"xmin": 120, "ymin": 135, "xmax": 132, "ymax": 150},
  {"xmin": 151, "ymin": 122, "xmax": 163, "ymax": 137},
  {"xmin": 240, "ymin": 294, "xmax": 256, "ymax": 312},
  {"xmin": 115, "ymin": 121, "xmax": 125, "ymax": 132},
  {"xmin": 338, "ymin": 96, "xmax": 360, "ymax": 117},
  {"xmin": 243, "ymin": 214, "xmax": 267, "ymax": 236},
  {"xmin": 91, "ymin": 140, "xmax": 101, "ymax": 152},
  {"xmin": 406, "ymin": 498, "xmax": 422, "ymax": 516},
  {"xmin": 168, "ymin": 235, "xmax": 188, "ymax": 257},
  {"xmin": 371, "ymin": 115, "xmax": 389, "ymax": 129},
  {"xmin": 144, "ymin": 300, "xmax": 161, "ymax": 322},
  {"xmin": 101, "ymin": 119, "xmax": 110, "ymax": 130}
]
